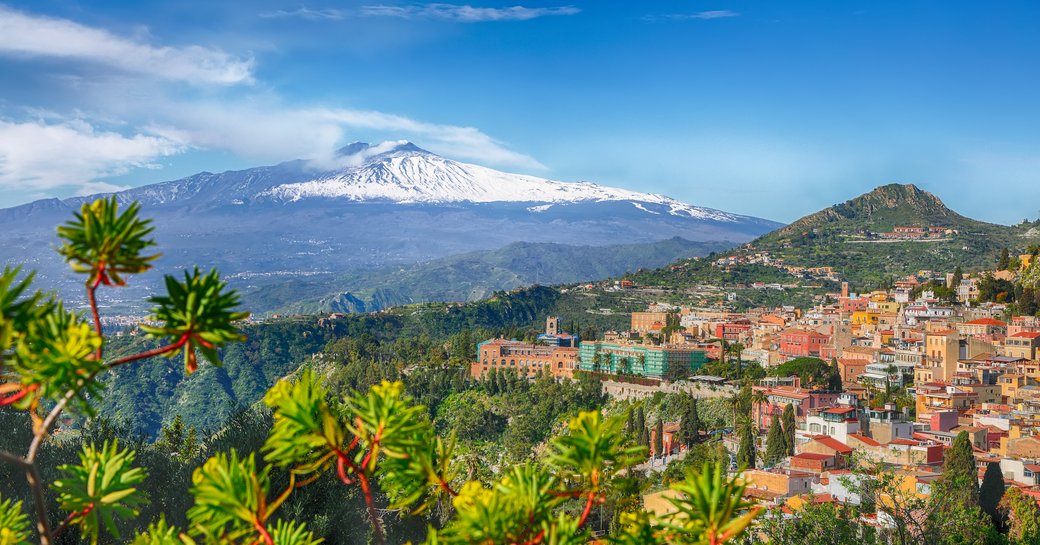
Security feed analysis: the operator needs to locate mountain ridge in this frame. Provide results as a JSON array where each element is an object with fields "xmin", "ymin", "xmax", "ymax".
[
  {"xmin": 0, "ymin": 141, "xmax": 779, "ymax": 314},
  {"xmin": 633, "ymin": 183, "xmax": 1040, "ymax": 288},
  {"xmin": 766, "ymin": 183, "xmax": 993, "ymax": 241}
]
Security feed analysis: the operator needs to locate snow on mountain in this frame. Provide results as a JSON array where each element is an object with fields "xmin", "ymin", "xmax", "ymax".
[{"xmin": 259, "ymin": 141, "xmax": 742, "ymax": 222}]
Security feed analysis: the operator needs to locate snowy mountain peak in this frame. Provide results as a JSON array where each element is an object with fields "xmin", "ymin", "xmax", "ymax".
[{"xmin": 260, "ymin": 141, "xmax": 748, "ymax": 222}]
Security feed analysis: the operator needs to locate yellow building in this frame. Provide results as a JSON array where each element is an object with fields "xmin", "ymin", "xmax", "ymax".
[
  {"xmin": 851, "ymin": 310, "xmax": 880, "ymax": 326},
  {"xmin": 1005, "ymin": 332, "xmax": 1040, "ymax": 360},
  {"xmin": 922, "ymin": 329, "xmax": 960, "ymax": 382},
  {"xmin": 998, "ymin": 373, "xmax": 1030, "ymax": 403},
  {"xmin": 877, "ymin": 471, "xmax": 937, "ymax": 513},
  {"xmin": 871, "ymin": 301, "xmax": 901, "ymax": 314}
]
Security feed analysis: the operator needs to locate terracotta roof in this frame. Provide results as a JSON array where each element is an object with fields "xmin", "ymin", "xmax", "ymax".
[
  {"xmin": 1010, "ymin": 331, "xmax": 1040, "ymax": 339},
  {"xmin": 963, "ymin": 318, "xmax": 1007, "ymax": 326},
  {"xmin": 847, "ymin": 434, "xmax": 881, "ymax": 447},
  {"xmin": 744, "ymin": 488, "xmax": 784, "ymax": 500},
  {"xmin": 888, "ymin": 438, "xmax": 920, "ymax": 446},
  {"xmin": 823, "ymin": 407, "xmax": 858, "ymax": 415}
]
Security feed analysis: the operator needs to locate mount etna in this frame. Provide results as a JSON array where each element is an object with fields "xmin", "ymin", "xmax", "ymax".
[{"xmin": 0, "ymin": 141, "xmax": 780, "ymax": 314}]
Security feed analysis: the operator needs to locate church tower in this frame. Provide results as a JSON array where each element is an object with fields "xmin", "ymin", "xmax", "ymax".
[{"xmin": 546, "ymin": 315, "xmax": 560, "ymax": 335}]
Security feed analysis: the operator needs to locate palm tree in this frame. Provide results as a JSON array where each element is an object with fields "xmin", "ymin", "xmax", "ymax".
[
  {"xmin": 751, "ymin": 389, "xmax": 769, "ymax": 430},
  {"xmin": 727, "ymin": 394, "xmax": 741, "ymax": 431}
]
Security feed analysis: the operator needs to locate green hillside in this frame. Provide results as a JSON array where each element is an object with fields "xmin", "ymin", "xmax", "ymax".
[
  {"xmin": 239, "ymin": 237, "xmax": 734, "ymax": 315},
  {"xmin": 747, "ymin": 184, "xmax": 1040, "ymax": 285}
]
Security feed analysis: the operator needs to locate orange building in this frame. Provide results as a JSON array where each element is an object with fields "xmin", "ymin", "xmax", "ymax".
[
  {"xmin": 631, "ymin": 311, "xmax": 668, "ymax": 334},
  {"xmin": 837, "ymin": 358, "xmax": 868, "ymax": 384},
  {"xmin": 472, "ymin": 339, "xmax": 579, "ymax": 379}
]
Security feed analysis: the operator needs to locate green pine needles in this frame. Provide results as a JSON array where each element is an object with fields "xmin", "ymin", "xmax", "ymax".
[
  {"xmin": 52, "ymin": 441, "xmax": 148, "ymax": 545},
  {"xmin": 142, "ymin": 268, "xmax": 249, "ymax": 374},
  {"xmin": 0, "ymin": 496, "xmax": 32, "ymax": 545},
  {"xmin": 57, "ymin": 197, "xmax": 159, "ymax": 289}
]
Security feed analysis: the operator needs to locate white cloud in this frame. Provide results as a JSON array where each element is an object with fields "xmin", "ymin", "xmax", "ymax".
[
  {"xmin": 0, "ymin": 7, "xmax": 545, "ymax": 202},
  {"xmin": 0, "ymin": 101, "xmax": 543, "ymax": 197},
  {"xmin": 321, "ymin": 109, "xmax": 546, "ymax": 168},
  {"xmin": 358, "ymin": 3, "xmax": 580, "ymax": 22},
  {"xmin": 0, "ymin": 118, "xmax": 184, "ymax": 191},
  {"xmin": 0, "ymin": 5, "xmax": 254, "ymax": 84},
  {"xmin": 689, "ymin": 10, "xmax": 739, "ymax": 19},
  {"xmin": 146, "ymin": 102, "xmax": 544, "ymax": 170},
  {"xmin": 259, "ymin": 7, "xmax": 346, "ymax": 20},
  {"xmin": 645, "ymin": 10, "xmax": 740, "ymax": 22}
]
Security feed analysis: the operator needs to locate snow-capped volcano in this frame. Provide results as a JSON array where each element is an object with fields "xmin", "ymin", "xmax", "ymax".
[
  {"xmin": 0, "ymin": 140, "xmax": 782, "ymax": 315},
  {"xmin": 258, "ymin": 141, "xmax": 741, "ymax": 222}
]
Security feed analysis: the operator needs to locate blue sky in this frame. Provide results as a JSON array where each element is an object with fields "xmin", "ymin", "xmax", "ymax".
[{"xmin": 1, "ymin": 1, "xmax": 1039, "ymax": 224}]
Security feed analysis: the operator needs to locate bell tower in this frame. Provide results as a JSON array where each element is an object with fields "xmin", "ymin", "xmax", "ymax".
[{"xmin": 546, "ymin": 315, "xmax": 560, "ymax": 335}]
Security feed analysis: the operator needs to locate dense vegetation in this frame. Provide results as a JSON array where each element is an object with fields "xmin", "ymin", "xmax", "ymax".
[
  {"xmin": 4, "ymin": 196, "xmax": 1037, "ymax": 545},
  {"xmin": 1, "ymin": 198, "xmax": 760, "ymax": 545}
]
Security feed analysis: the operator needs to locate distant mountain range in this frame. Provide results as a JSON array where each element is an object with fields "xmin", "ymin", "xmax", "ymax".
[
  {"xmin": 0, "ymin": 141, "xmax": 780, "ymax": 314},
  {"xmin": 746, "ymin": 183, "xmax": 1040, "ymax": 284},
  {"xmin": 239, "ymin": 237, "xmax": 734, "ymax": 315}
]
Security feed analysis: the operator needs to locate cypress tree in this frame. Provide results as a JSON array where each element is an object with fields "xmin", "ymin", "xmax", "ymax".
[
  {"xmin": 737, "ymin": 419, "xmax": 756, "ymax": 469},
  {"xmin": 938, "ymin": 431, "xmax": 980, "ymax": 508},
  {"xmin": 828, "ymin": 358, "xmax": 843, "ymax": 391},
  {"xmin": 764, "ymin": 414, "xmax": 786, "ymax": 467},
  {"xmin": 654, "ymin": 419, "xmax": 664, "ymax": 456},
  {"xmin": 625, "ymin": 408, "xmax": 635, "ymax": 436},
  {"xmin": 639, "ymin": 422, "xmax": 650, "ymax": 447},
  {"xmin": 183, "ymin": 425, "xmax": 199, "ymax": 461},
  {"xmin": 979, "ymin": 461, "xmax": 1006, "ymax": 527},
  {"xmin": 634, "ymin": 406, "xmax": 646, "ymax": 437},
  {"xmin": 489, "ymin": 367, "xmax": 500, "ymax": 394},
  {"xmin": 781, "ymin": 403, "xmax": 796, "ymax": 455},
  {"xmin": 688, "ymin": 398, "xmax": 701, "ymax": 446},
  {"xmin": 158, "ymin": 414, "xmax": 185, "ymax": 455}
]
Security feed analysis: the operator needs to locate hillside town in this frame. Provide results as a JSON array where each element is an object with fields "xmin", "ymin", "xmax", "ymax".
[{"xmin": 470, "ymin": 256, "xmax": 1040, "ymax": 529}]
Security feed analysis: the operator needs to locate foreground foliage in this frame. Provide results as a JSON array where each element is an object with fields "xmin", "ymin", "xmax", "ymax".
[{"xmin": 0, "ymin": 198, "xmax": 760, "ymax": 545}]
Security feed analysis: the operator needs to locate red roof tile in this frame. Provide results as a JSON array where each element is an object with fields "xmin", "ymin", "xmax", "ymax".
[
  {"xmin": 847, "ymin": 434, "xmax": 881, "ymax": 447},
  {"xmin": 823, "ymin": 407, "xmax": 858, "ymax": 414},
  {"xmin": 964, "ymin": 318, "xmax": 1007, "ymax": 326},
  {"xmin": 809, "ymin": 435, "xmax": 854, "ymax": 455}
]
